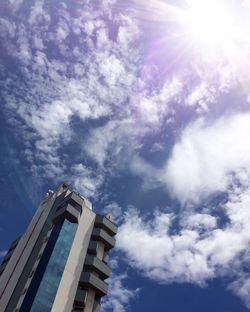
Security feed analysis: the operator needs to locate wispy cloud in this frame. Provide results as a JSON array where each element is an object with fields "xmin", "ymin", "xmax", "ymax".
[
  {"xmin": 2, "ymin": 0, "xmax": 250, "ymax": 310},
  {"xmin": 165, "ymin": 112, "xmax": 250, "ymax": 204},
  {"xmin": 229, "ymin": 273, "xmax": 250, "ymax": 309},
  {"xmin": 102, "ymin": 273, "xmax": 140, "ymax": 312},
  {"xmin": 70, "ymin": 164, "xmax": 104, "ymax": 199},
  {"xmin": 1, "ymin": 0, "xmax": 141, "ymax": 197},
  {"xmin": 103, "ymin": 202, "xmax": 123, "ymax": 223},
  {"xmin": 1, "ymin": 0, "xmax": 242, "ymax": 198}
]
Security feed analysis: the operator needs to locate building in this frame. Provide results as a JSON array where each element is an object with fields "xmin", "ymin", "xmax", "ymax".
[{"xmin": 0, "ymin": 183, "xmax": 117, "ymax": 312}]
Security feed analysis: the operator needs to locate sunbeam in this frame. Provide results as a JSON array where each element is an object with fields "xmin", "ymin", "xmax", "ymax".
[{"xmin": 131, "ymin": 0, "xmax": 250, "ymax": 89}]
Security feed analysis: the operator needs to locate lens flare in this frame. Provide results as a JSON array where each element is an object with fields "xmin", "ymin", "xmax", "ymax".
[{"xmin": 131, "ymin": 0, "xmax": 250, "ymax": 88}]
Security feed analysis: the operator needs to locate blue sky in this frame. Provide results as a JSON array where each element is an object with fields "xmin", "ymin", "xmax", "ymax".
[{"xmin": 1, "ymin": 0, "xmax": 250, "ymax": 311}]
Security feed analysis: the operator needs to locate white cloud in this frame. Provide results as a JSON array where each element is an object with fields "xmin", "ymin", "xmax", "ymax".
[
  {"xmin": 82, "ymin": 75, "xmax": 183, "ymax": 172},
  {"xmin": 101, "ymin": 273, "xmax": 140, "ymax": 312},
  {"xmin": 180, "ymin": 213, "xmax": 217, "ymax": 232},
  {"xmin": 117, "ymin": 209, "xmax": 214, "ymax": 284},
  {"xmin": 2, "ymin": 0, "xmax": 250, "ymax": 310},
  {"xmin": 185, "ymin": 81, "xmax": 216, "ymax": 113},
  {"xmin": 96, "ymin": 27, "xmax": 109, "ymax": 48},
  {"xmin": 0, "ymin": 18, "xmax": 16, "ymax": 38},
  {"xmin": 84, "ymin": 21, "xmax": 95, "ymax": 36},
  {"xmin": 229, "ymin": 273, "xmax": 250, "ymax": 309},
  {"xmin": 136, "ymin": 76, "xmax": 182, "ymax": 126},
  {"xmin": 99, "ymin": 54, "xmax": 126, "ymax": 87},
  {"xmin": 116, "ymin": 14, "xmax": 140, "ymax": 47},
  {"xmin": 84, "ymin": 118, "xmax": 148, "ymax": 168},
  {"xmin": 70, "ymin": 164, "xmax": 103, "ymax": 199},
  {"xmin": 129, "ymin": 155, "xmax": 162, "ymax": 189},
  {"xmin": 28, "ymin": 0, "xmax": 50, "ymax": 26},
  {"xmin": 8, "ymin": 0, "xmax": 24, "ymax": 12},
  {"xmin": 56, "ymin": 20, "xmax": 70, "ymax": 42},
  {"xmin": 1, "ymin": 0, "xmax": 141, "ymax": 189},
  {"xmin": 165, "ymin": 113, "xmax": 250, "ymax": 204},
  {"xmin": 103, "ymin": 202, "xmax": 123, "ymax": 223},
  {"xmin": 117, "ymin": 184, "xmax": 250, "ymax": 308}
]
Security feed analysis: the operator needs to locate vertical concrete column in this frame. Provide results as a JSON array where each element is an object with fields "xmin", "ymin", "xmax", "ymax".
[
  {"xmin": 84, "ymin": 289, "xmax": 96, "ymax": 312},
  {"xmin": 51, "ymin": 205, "xmax": 96, "ymax": 312},
  {"xmin": 96, "ymin": 242, "xmax": 105, "ymax": 260},
  {"xmin": 93, "ymin": 300, "xmax": 100, "ymax": 312}
]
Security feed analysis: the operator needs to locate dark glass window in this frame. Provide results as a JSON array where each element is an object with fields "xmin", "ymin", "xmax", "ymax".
[{"xmin": 20, "ymin": 219, "xmax": 77, "ymax": 312}]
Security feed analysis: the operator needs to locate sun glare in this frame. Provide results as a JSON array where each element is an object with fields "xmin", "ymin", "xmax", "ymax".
[
  {"xmin": 182, "ymin": 0, "xmax": 250, "ymax": 88},
  {"xmin": 185, "ymin": 0, "xmax": 234, "ymax": 47},
  {"xmin": 135, "ymin": 0, "xmax": 250, "ymax": 88}
]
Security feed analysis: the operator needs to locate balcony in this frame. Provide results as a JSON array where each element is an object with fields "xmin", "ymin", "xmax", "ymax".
[
  {"xmin": 53, "ymin": 192, "xmax": 83, "ymax": 214},
  {"xmin": 95, "ymin": 215, "xmax": 118, "ymax": 236},
  {"xmin": 53, "ymin": 203, "xmax": 80, "ymax": 224},
  {"xmin": 79, "ymin": 272, "xmax": 108, "ymax": 297},
  {"xmin": 91, "ymin": 228, "xmax": 116, "ymax": 251},
  {"xmin": 84, "ymin": 255, "xmax": 111, "ymax": 279}
]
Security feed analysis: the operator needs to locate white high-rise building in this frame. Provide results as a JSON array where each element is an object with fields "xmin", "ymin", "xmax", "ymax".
[{"xmin": 0, "ymin": 183, "xmax": 117, "ymax": 312}]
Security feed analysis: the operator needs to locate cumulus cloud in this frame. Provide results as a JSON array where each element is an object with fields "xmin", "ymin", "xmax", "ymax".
[
  {"xmin": 117, "ymin": 183, "xmax": 250, "ymax": 308},
  {"xmin": 113, "ymin": 111, "xmax": 250, "ymax": 206},
  {"xmin": 2, "ymin": 0, "xmax": 250, "ymax": 309},
  {"xmin": 117, "ymin": 208, "xmax": 214, "ymax": 284}
]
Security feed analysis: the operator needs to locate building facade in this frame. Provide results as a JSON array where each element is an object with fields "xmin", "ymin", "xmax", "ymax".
[{"xmin": 0, "ymin": 184, "xmax": 117, "ymax": 312}]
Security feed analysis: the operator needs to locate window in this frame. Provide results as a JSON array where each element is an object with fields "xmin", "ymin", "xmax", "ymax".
[{"xmin": 20, "ymin": 219, "xmax": 78, "ymax": 312}]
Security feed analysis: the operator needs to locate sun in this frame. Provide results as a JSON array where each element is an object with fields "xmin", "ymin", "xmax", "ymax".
[
  {"xmin": 184, "ymin": 0, "xmax": 234, "ymax": 48},
  {"xmin": 133, "ymin": 0, "xmax": 250, "ymax": 88},
  {"xmin": 181, "ymin": 0, "xmax": 250, "ymax": 88}
]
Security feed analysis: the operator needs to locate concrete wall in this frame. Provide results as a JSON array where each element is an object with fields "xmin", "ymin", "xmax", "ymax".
[
  {"xmin": 0, "ymin": 192, "xmax": 57, "ymax": 312},
  {"xmin": 51, "ymin": 204, "xmax": 96, "ymax": 312}
]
